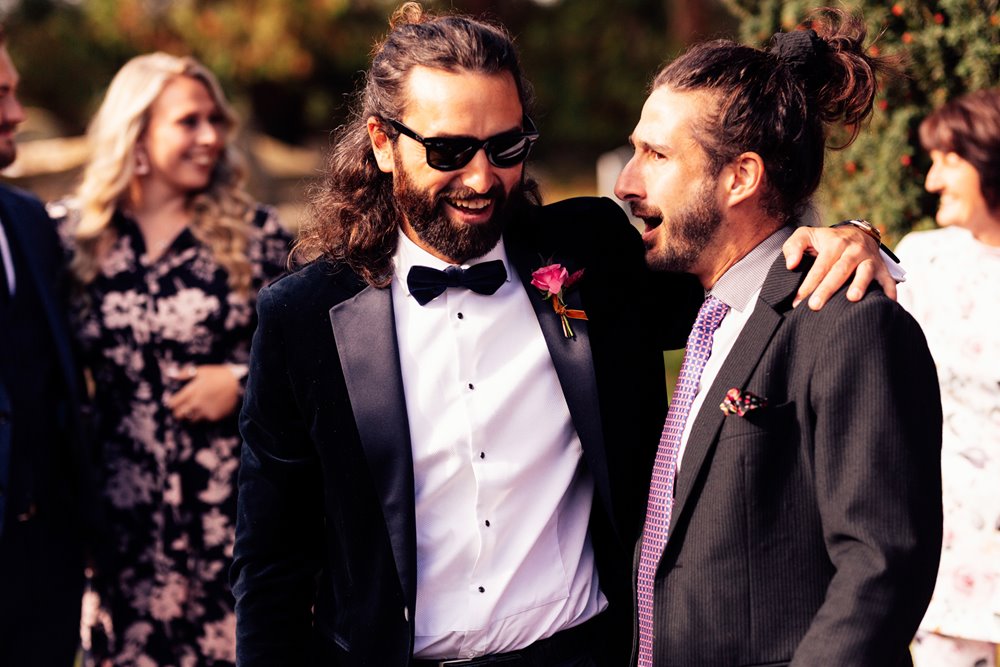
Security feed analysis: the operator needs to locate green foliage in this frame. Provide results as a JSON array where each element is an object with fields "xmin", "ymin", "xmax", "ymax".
[
  {"xmin": 9, "ymin": 0, "xmax": 996, "ymax": 210},
  {"xmin": 719, "ymin": 0, "xmax": 1000, "ymax": 243},
  {"xmin": 6, "ymin": 0, "xmax": 680, "ymax": 156},
  {"xmin": 7, "ymin": 0, "xmax": 391, "ymax": 140},
  {"xmin": 79, "ymin": 0, "xmax": 354, "ymax": 82},
  {"xmin": 512, "ymin": 0, "xmax": 674, "ymax": 156}
]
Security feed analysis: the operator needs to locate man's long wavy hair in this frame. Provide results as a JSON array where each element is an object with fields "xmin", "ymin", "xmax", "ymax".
[
  {"xmin": 294, "ymin": 2, "xmax": 540, "ymax": 287},
  {"xmin": 70, "ymin": 52, "xmax": 257, "ymax": 295}
]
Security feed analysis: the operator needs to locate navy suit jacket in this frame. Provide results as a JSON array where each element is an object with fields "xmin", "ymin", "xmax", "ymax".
[
  {"xmin": 232, "ymin": 197, "xmax": 700, "ymax": 666},
  {"xmin": 0, "ymin": 184, "xmax": 86, "ymax": 538}
]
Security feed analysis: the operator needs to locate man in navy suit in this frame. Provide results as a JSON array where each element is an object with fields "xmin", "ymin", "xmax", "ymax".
[
  {"xmin": 230, "ymin": 5, "xmax": 893, "ymax": 666},
  {"xmin": 0, "ymin": 25, "xmax": 90, "ymax": 666}
]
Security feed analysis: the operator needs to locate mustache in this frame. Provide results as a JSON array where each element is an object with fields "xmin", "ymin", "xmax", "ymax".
[
  {"xmin": 439, "ymin": 184, "xmax": 506, "ymax": 201},
  {"xmin": 628, "ymin": 202, "xmax": 661, "ymax": 219}
]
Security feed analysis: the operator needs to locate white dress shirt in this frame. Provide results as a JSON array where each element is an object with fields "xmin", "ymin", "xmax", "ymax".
[{"xmin": 391, "ymin": 232, "xmax": 605, "ymax": 659}]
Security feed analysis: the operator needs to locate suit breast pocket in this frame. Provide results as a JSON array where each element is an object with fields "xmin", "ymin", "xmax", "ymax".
[{"xmin": 717, "ymin": 400, "xmax": 796, "ymax": 446}]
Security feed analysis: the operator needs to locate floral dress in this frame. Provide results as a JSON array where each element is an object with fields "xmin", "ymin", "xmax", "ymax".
[
  {"xmin": 896, "ymin": 226, "xmax": 1000, "ymax": 646},
  {"xmin": 52, "ymin": 202, "xmax": 291, "ymax": 667}
]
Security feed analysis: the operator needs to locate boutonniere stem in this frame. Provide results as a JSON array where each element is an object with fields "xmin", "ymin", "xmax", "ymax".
[{"xmin": 531, "ymin": 263, "xmax": 587, "ymax": 338}]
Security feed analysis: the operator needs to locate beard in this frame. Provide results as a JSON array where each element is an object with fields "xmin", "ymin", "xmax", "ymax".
[
  {"xmin": 634, "ymin": 178, "xmax": 723, "ymax": 274},
  {"xmin": 392, "ymin": 159, "xmax": 525, "ymax": 264}
]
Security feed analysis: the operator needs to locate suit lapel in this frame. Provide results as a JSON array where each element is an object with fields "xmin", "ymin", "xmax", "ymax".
[
  {"xmin": 505, "ymin": 234, "xmax": 614, "ymax": 526},
  {"xmin": 669, "ymin": 256, "xmax": 801, "ymax": 535},
  {"xmin": 329, "ymin": 284, "xmax": 418, "ymax": 610}
]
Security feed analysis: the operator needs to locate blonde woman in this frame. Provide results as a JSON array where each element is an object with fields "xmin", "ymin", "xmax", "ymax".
[{"xmin": 50, "ymin": 52, "xmax": 291, "ymax": 666}]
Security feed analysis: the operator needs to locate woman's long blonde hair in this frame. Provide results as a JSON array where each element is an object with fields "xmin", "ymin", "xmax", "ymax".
[{"xmin": 71, "ymin": 52, "xmax": 256, "ymax": 294}]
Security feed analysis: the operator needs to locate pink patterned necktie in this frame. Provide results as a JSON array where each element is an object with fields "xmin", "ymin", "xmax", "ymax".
[{"xmin": 637, "ymin": 294, "xmax": 730, "ymax": 667}]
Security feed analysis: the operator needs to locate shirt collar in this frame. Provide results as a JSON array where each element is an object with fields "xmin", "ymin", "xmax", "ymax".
[{"xmin": 710, "ymin": 225, "xmax": 794, "ymax": 312}]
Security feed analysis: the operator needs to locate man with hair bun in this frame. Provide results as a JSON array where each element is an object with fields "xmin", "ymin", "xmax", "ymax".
[
  {"xmin": 616, "ymin": 9, "xmax": 942, "ymax": 666},
  {"xmin": 232, "ymin": 4, "xmax": 898, "ymax": 665}
]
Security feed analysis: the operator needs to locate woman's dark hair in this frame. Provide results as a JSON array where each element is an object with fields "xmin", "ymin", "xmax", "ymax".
[
  {"xmin": 920, "ymin": 88, "xmax": 1000, "ymax": 212},
  {"xmin": 653, "ymin": 8, "xmax": 898, "ymax": 224},
  {"xmin": 295, "ymin": 2, "xmax": 538, "ymax": 286}
]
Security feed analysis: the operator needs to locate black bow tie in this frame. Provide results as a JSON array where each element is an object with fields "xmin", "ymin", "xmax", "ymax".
[{"xmin": 406, "ymin": 260, "xmax": 507, "ymax": 306}]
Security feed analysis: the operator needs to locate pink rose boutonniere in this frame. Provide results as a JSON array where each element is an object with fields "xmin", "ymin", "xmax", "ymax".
[{"xmin": 531, "ymin": 263, "xmax": 588, "ymax": 338}]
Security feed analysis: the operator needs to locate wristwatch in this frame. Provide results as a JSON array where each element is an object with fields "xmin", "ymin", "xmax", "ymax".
[
  {"xmin": 831, "ymin": 218, "xmax": 899, "ymax": 263},
  {"xmin": 832, "ymin": 218, "xmax": 881, "ymax": 245}
]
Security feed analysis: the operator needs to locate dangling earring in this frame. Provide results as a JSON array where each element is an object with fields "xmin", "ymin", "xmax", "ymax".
[{"xmin": 135, "ymin": 147, "xmax": 150, "ymax": 176}]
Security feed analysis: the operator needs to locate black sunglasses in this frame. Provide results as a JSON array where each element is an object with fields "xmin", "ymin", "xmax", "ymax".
[{"xmin": 387, "ymin": 116, "xmax": 539, "ymax": 171}]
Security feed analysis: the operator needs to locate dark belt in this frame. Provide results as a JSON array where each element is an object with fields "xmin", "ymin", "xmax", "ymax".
[{"xmin": 411, "ymin": 612, "xmax": 603, "ymax": 667}]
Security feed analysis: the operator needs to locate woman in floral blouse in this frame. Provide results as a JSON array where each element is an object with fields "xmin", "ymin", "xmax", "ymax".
[
  {"xmin": 898, "ymin": 89, "xmax": 1000, "ymax": 667},
  {"xmin": 51, "ymin": 53, "xmax": 291, "ymax": 666}
]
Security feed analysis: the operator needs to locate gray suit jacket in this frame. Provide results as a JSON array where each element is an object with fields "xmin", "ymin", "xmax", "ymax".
[{"xmin": 648, "ymin": 255, "xmax": 943, "ymax": 667}]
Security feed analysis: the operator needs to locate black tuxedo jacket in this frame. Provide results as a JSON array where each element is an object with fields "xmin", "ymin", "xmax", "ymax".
[
  {"xmin": 648, "ymin": 254, "xmax": 943, "ymax": 666},
  {"xmin": 0, "ymin": 184, "xmax": 86, "ymax": 538},
  {"xmin": 232, "ymin": 197, "xmax": 699, "ymax": 666}
]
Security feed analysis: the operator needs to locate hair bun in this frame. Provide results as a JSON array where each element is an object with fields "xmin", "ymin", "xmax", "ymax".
[
  {"xmin": 769, "ymin": 28, "xmax": 827, "ymax": 72},
  {"xmin": 390, "ymin": 2, "xmax": 426, "ymax": 29}
]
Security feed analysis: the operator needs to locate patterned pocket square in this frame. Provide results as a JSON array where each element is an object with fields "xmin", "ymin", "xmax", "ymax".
[{"xmin": 720, "ymin": 387, "xmax": 768, "ymax": 416}]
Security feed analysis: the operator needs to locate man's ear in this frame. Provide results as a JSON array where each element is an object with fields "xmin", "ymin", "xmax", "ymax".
[
  {"xmin": 367, "ymin": 116, "xmax": 395, "ymax": 174},
  {"xmin": 722, "ymin": 151, "xmax": 765, "ymax": 208}
]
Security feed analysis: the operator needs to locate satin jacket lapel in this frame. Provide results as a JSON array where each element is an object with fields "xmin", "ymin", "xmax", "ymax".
[
  {"xmin": 669, "ymin": 257, "xmax": 801, "ymax": 536},
  {"xmin": 329, "ymin": 285, "xmax": 418, "ymax": 611},
  {"xmin": 505, "ymin": 237, "xmax": 613, "ymax": 524}
]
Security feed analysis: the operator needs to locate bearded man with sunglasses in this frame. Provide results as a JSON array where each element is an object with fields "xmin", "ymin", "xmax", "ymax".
[{"xmin": 230, "ymin": 4, "xmax": 895, "ymax": 666}]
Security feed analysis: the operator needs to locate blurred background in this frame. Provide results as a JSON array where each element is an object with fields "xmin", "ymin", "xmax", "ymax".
[{"xmin": 1, "ymin": 0, "xmax": 998, "ymax": 241}]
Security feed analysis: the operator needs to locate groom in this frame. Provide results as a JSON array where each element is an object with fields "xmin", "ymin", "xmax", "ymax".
[{"xmin": 231, "ymin": 4, "xmax": 891, "ymax": 666}]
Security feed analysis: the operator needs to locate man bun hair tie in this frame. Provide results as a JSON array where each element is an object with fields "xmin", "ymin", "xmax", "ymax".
[{"xmin": 769, "ymin": 28, "xmax": 827, "ymax": 72}]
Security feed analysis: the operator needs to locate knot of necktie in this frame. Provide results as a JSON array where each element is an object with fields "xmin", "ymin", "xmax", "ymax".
[{"xmin": 406, "ymin": 259, "xmax": 507, "ymax": 306}]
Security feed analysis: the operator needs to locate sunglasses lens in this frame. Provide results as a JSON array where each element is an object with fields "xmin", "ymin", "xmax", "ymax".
[
  {"xmin": 425, "ymin": 139, "xmax": 478, "ymax": 171},
  {"xmin": 419, "ymin": 128, "xmax": 537, "ymax": 171},
  {"xmin": 487, "ymin": 135, "xmax": 534, "ymax": 168}
]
